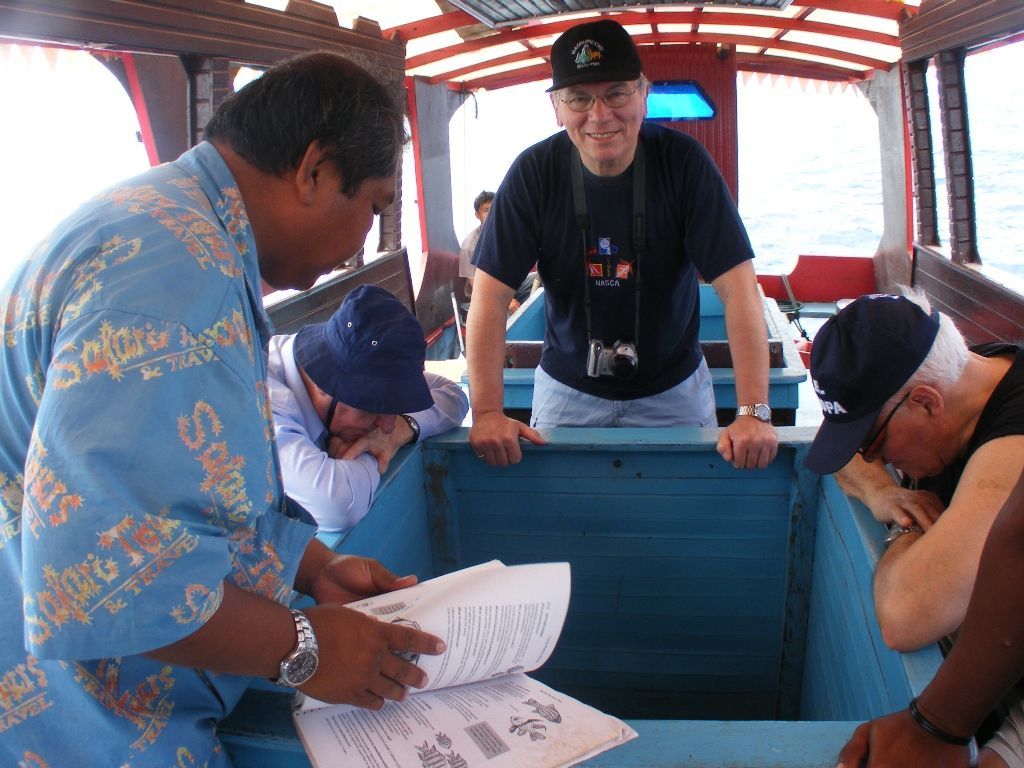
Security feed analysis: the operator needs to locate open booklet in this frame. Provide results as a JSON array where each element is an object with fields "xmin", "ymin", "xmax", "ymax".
[{"xmin": 292, "ymin": 560, "xmax": 637, "ymax": 768}]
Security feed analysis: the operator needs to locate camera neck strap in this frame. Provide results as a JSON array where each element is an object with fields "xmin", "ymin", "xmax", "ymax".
[{"xmin": 570, "ymin": 140, "xmax": 645, "ymax": 352}]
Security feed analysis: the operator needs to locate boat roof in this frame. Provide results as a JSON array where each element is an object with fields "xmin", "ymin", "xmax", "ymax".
[
  {"xmin": 332, "ymin": 0, "xmax": 921, "ymax": 87},
  {"xmin": 0, "ymin": 0, "xmax": 937, "ymax": 87}
]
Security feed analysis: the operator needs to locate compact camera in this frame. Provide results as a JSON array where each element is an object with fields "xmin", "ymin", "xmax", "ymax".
[{"xmin": 586, "ymin": 339, "xmax": 639, "ymax": 380}]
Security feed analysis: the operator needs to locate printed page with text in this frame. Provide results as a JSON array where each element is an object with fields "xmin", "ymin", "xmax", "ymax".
[{"xmin": 293, "ymin": 561, "xmax": 637, "ymax": 767}]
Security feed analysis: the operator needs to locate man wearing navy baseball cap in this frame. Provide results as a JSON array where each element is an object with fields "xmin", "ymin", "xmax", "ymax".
[
  {"xmin": 804, "ymin": 293, "xmax": 942, "ymax": 476},
  {"xmin": 466, "ymin": 18, "xmax": 777, "ymax": 472},
  {"xmin": 806, "ymin": 291, "xmax": 1024, "ymax": 765},
  {"xmin": 268, "ymin": 285, "xmax": 468, "ymax": 533}
]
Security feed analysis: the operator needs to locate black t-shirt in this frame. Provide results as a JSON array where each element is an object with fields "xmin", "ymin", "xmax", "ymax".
[
  {"xmin": 473, "ymin": 123, "xmax": 754, "ymax": 400},
  {"xmin": 914, "ymin": 344, "xmax": 1024, "ymax": 504}
]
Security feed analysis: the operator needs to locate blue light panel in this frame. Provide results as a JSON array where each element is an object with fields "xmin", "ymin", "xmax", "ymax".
[{"xmin": 646, "ymin": 81, "xmax": 716, "ymax": 121}]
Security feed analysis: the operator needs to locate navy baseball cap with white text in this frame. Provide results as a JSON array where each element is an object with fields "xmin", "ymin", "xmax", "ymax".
[{"xmin": 803, "ymin": 294, "xmax": 940, "ymax": 475}]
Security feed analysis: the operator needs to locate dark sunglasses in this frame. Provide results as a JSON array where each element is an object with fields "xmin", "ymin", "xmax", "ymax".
[{"xmin": 858, "ymin": 391, "xmax": 910, "ymax": 458}]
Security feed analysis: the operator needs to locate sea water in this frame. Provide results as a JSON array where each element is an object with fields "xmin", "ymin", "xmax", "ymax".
[
  {"xmin": 737, "ymin": 46, "xmax": 1022, "ymax": 278},
  {"xmin": 737, "ymin": 76, "xmax": 885, "ymax": 275}
]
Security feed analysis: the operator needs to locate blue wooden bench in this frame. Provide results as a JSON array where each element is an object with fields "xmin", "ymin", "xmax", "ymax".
[{"xmin": 219, "ymin": 428, "xmax": 940, "ymax": 767}]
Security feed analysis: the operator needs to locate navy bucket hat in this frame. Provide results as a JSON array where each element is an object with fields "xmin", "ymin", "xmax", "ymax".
[
  {"xmin": 547, "ymin": 19, "xmax": 643, "ymax": 92},
  {"xmin": 804, "ymin": 294, "xmax": 940, "ymax": 475},
  {"xmin": 292, "ymin": 285, "xmax": 433, "ymax": 415}
]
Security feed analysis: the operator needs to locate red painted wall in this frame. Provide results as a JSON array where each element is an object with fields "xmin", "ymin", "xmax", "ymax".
[
  {"xmin": 758, "ymin": 254, "xmax": 876, "ymax": 303},
  {"xmin": 639, "ymin": 45, "xmax": 739, "ymax": 201}
]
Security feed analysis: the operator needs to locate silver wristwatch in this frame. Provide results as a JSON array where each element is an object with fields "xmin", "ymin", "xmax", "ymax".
[
  {"xmin": 736, "ymin": 403, "xmax": 772, "ymax": 423},
  {"xmin": 400, "ymin": 414, "xmax": 420, "ymax": 443},
  {"xmin": 274, "ymin": 609, "xmax": 319, "ymax": 688},
  {"xmin": 884, "ymin": 523, "xmax": 924, "ymax": 546}
]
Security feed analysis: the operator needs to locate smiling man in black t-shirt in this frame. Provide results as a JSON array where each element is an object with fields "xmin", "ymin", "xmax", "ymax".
[{"xmin": 465, "ymin": 18, "xmax": 777, "ymax": 470}]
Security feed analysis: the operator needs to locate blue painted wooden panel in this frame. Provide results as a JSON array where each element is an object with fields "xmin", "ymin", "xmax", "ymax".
[
  {"xmin": 220, "ymin": 687, "xmax": 860, "ymax": 767},
  {"xmin": 588, "ymin": 720, "xmax": 858, "ymax": 767},
  {"xmin": 419, "ymin": 434, "xmax": 800, "ymax": 720},
  {"xmin": 799, "ymin": 476, "xmax": 942, "ymax": 720},
  {"xmin": 707, "ymin": 368, "xmax": 805, "ymax": 408},
  {"xmin": 700, "ymin": 316, "xmax": 728, "ymax": 338},
  {"xmin": 506, "ymin": 284, "xmax": 725, "ymax": 342},
  {"xmin": 500, "ymin": 367, "xmax": 541, "ymax": 409},
  {"xmin": 495, "ymin": 285, "xmax": 805, "ymax": 412},
  {"xmin": 219, "ymin": 428, "xmax": 939, "ymax": 767},
  {"xmin": 323, "ymin": 447, "xmax": 435, "ymax": 577},
  {"xmin": 774, "ymin": 445, "xmax": 819, "ymax": 719},
  {"xmin": 699, "ymin": 282, "xmax": 724, "ymax": 313},
  {"xmin": 699, "ymin": 277, "xmax": 726, "ymax": 339},
  {"xmin": 505, "ymin": 289, "xmax": 546, "ymax": 340}
]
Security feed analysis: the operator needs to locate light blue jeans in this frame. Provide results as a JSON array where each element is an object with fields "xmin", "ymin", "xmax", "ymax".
[{"xmin": 530, "ymin": 360, "xmax": 717, "ymax": 428}]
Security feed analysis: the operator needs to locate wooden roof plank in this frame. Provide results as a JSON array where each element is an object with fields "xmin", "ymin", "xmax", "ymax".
[
  {"xmin": 384, "ymin": 9, "xmax": 478, "ymax": 42},
  {"xmin": 0, "ymin": 0, "xmax": 405, "ymax": 69}
]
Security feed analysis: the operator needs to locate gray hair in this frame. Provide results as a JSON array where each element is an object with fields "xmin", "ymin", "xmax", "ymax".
[{"xmin": 880, "ymin": 287, "xmax": 969, "ymax": 410}]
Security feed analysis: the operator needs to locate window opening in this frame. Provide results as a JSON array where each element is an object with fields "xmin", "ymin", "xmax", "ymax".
[{"xmin": 646, "ymin": 81, "xmax": 716, "ymax": 121}]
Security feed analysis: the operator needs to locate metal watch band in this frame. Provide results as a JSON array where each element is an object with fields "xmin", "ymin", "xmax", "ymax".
[
  {"xmin": 291, "ymin": 609, "xmax": 316, "ymax": 651},
  {"xmin": 884, "ymin": 523, "xmax": 924, "ymax": 546},
  {"xmin": 736, "ymin": 403, "xmax": 771, "ymax": 422},
  {"xmin": 274, "ymin": 609, "xmax": 319, "ymax": 687}
]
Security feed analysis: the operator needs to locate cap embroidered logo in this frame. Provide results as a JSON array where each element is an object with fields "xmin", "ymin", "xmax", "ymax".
[
  {"xmin": 572, "ymin": 41, "xmax": 603, "ymax": 69},
  {"xmin": 547, "ymin": 19, "xmax": 643, "ymax": 92}
]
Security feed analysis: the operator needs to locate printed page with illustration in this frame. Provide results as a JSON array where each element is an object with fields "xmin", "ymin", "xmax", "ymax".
[{"xmin": 293, "ymin": 561, "xmax": 637, "ymax": 768}]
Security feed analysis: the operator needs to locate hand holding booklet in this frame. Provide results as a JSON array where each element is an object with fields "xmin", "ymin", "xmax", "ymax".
[{"xmin": 293, "ymin": 560, "xmax": 637, "ymax": 768}]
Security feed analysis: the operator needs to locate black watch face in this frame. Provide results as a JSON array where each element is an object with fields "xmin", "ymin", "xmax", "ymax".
[{"xmin": 283, "ymin": 650, "xmax": 319, "ymax": 686}]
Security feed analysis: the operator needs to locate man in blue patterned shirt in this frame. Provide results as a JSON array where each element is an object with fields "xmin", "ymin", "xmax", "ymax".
[{"xmin": 0, "ymin": 52, "xmax": 445, "ymax": 766}]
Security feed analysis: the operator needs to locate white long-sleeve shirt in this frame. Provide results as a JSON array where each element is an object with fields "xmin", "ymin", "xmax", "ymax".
[{"xmin": 267, "ymin": 334, "xmax": 468, "ymax": 533}]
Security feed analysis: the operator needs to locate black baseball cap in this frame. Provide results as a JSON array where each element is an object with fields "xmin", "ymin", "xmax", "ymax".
[
  {"xmin": 547, "ymin": 19, "xmax": 643, "ymax": 92},
  {"xmin": 804, "ymin": 295, "xmax": 940, "ymax": 475}
]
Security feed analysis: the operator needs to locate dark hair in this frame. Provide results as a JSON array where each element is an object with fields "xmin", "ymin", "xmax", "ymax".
[
  {"xmin": 204, "ymin": 52, "xmax": 407, "ymax": 197},
  {"xmin": 473, "ymin": 190, "xmax": 495, "ymax": 213}
]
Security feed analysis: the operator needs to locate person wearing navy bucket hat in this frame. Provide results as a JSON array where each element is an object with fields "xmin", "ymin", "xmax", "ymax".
[
  {"xmin": 466, "ymin": 17, "xmax": 778, "ymax": 471},
  {"xmin": 805, "ymin": 291, "xmax": 1024, "ymax": 768},
  {"xmin": 269, "ymin": 285, "xmax": 468, "ymax": 533}
]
